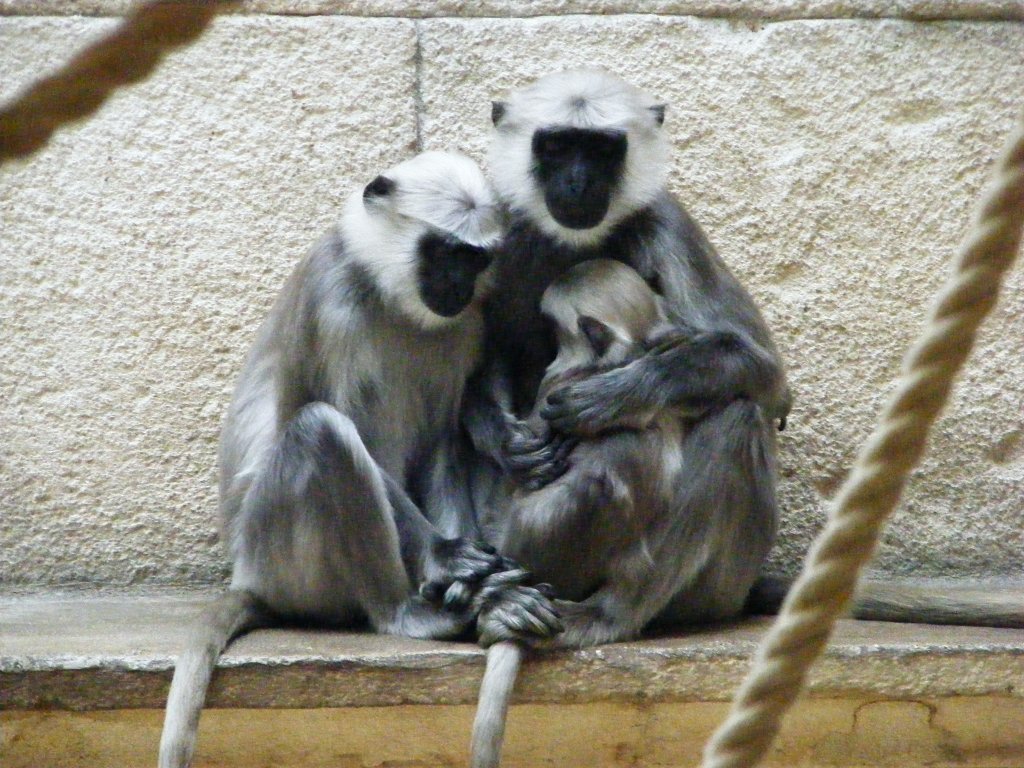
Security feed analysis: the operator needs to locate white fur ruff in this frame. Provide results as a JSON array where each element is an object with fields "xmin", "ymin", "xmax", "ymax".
[
  {"xmin": 488, "ymin": 70, "xmax": 671, "ymax": 247},
  {"xmin": 341, "ymin": 151, "xmax": 500, "ymax": 329}
]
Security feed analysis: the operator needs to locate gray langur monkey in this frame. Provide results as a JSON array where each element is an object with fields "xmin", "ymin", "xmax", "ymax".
[
  {"xmin": 463, "ymin": 71, "xmax": 1024, "ymax": 767},
  {"xmin": 159, "ymin": 151, "xmax": 559, "ymax": 768},
  {"xmin": 471, "ymin": 258, "xmax": 714, "ymax": 768},
  {"xmin": 466, "ymin": 68, "xmax": 787, "ymax": 636},
  {"xmin": 460, "ymin": 73, "xmax": 789, "ymax": 766},
  {"xmin": 470, "ymin": 69, "xmax": 1024, "ymax": 628}
]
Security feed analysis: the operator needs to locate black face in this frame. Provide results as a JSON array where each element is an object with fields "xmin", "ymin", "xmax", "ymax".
[
  {"xmin": 531, "ymin": 127, "xmax": 628, "ymax": 230},
  {"xmin": 416, "ymin": 231, "xmax": 492, "ymax": 318}
]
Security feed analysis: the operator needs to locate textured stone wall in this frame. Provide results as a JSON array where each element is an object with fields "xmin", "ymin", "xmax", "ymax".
[{"xmin": 1, "ymin": 3, "xmax": 1021, "ymax": 587}]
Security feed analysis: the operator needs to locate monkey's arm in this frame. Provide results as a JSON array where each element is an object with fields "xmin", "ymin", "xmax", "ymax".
[
  {"xmin": 383, "ymin": 472, "xmax": 506, "ymax": 611},
  {"xmin": 463, "ymin": 361, "xmax": 516, "ymax": 467},
  {"xmin": 543, "ymin": 197, "xmax": 789, "ymax": 436},
  {"xmin": 542, "ymin": 326, "xmax": 785, "ymax": 435}
]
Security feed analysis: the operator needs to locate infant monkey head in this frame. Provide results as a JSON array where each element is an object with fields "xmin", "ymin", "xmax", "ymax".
[
  {"xmin": 540, "ymin": 258, "xmax": 668, "ymax": 375},
  {"xmin": 347, "ymin": 151, "xmax": 502, "ymax": 328}
]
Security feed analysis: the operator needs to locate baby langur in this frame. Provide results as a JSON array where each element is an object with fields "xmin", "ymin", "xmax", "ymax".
[
  {"xmin": 159, "ymin": 151, "xmax": 557, "ymax": 768},
  {"xmin": 471, "ymin": 258, "xmax": 703, "ymax": 768}
]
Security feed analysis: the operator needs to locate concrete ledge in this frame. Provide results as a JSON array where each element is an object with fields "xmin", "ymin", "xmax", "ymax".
[
  {"xmin": 3, "ymin": 590, "xmax": 1023, "ymax": 711},
  {"xmin": 3, "ymin": 590, "xmax": 1024, "ymax": 767},
  {"xmin": 1, "ymin": 0, "xmax": 1022, "ymax": 19}
]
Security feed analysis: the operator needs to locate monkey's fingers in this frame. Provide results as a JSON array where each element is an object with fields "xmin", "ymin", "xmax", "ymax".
[
  {"xmin": 508, "ymin": 432, "xmax": 578, "ymax": 490},
  {"xmin": 541, "ymin": 380, "xmax": 618, "ymax": 435},
  {"xmin": 449, "ymin": 539, "xmax": 505, "ymax": 577},
  {"xmin": 442, "ymin": 580, "xmax": 474, "ymax": 611},
  {"xmin": 535, "ymin": 582, "xmax": 555, "ymax": 599},
  {"xmin": 420, "ymin": 537, "xmax": 507, "ymax": 608},
  {"xmin": 476, "ymin": 588, "xmax": 564, "ymax": 647},
  {"xmin": 504, "ymin": 420, "xmax": 559, "ymax": 461},
  {"xmin": 426, "ymin": 555, "xmax": 530, "ymax": 611},
  {"xmin": 500, "ymin": 601, "xmax": 563, "ymax": 637},
  {"xmin": 474, "ymin": 568, "xmax": 533, "ymax": 596}
]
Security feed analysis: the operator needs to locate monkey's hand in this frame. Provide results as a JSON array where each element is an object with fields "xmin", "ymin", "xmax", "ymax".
[
  {"xmin": 419, "ymin": 538, "xmax": 505, "ymax": 612},
  {"xmin": 503, "ymin": 418, "xmax": 578, "ymax": 490},
  {"xmin": 474, "ymin": 570, "xmax": 563, "ymax": 648},
  {"xmin": 541, "ymin": 361, "xmax": 658, "ymax": 436},
  {"xmin": 542, "ymin": 334, "xmax": 729, "ymax": 435}
]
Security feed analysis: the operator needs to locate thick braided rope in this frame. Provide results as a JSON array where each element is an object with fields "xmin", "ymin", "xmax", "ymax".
[
  {"xmin": 0, "ymin": 1, "xmax": 236, "ymax": 164},
  {"xmin": 702, "ymin": 111, "xmax": 1024, "ymax": 768}
]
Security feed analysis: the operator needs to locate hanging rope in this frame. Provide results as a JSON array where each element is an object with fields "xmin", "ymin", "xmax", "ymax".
[
  {"xmin": 702, "ymin": 110, "xmax": 1024, "ymax": 768},
  {"xmin": 0, "ymin": 1, "xmax": 236, "ymax": 164}
]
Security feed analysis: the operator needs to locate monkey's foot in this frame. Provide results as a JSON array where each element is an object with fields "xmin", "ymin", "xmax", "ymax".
[
  {"xmin": 419, "ymin": 537, "xmax": 506, "ymax": 612},
  {"xmin": 474, "ymin": 570, "xmax": 563, "ymax": 647}
]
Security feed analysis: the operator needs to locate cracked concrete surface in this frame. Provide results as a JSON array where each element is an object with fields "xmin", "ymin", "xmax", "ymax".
[
  {"xmin": 2, "ymin": 591, "xmax": 1024, "ymax": 765},
  {"xmin": 2, "ymin": 591, "xmax": 1023, "ymax": 709}
]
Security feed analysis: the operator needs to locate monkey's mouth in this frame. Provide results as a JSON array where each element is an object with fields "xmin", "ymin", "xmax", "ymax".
[
  {"xmin": 545, "ymin": 194, "xmax": 610, "ymax": 230},
  {"xmin": 422, "ymin": 283, "xmax": 475, "ymax": 318}
]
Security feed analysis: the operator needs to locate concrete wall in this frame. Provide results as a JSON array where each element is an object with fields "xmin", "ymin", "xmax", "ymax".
[{"xmin": 1, "ymin": 2, "xmax": 1022, "ymax": 587}]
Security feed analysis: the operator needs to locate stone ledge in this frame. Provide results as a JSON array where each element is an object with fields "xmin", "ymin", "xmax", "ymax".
[
  {"xmin": 2, "ymin": 589, "xmax": 1022, "ymax": 711},
  {"xmin": 0, "ymin": 0, "xmax": 1022, "ymax": 19}
]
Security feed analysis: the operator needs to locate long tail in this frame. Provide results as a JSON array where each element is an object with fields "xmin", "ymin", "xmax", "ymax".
[
  {"xmin": 470, "ymin": 641, "xmax": 524, "ymax": 768},
  {"xmin": 748, "ymin": 575, "xmax": 1024, "ymax": 628},
  {"xmin": 159, "ymin": 589, "xmax": 270, "ymax": 768}
]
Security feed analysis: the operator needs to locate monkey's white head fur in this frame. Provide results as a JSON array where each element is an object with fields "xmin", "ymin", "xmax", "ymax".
[
  {"xmin": 489, "ymin": 70, "xmax": 670, "ymax": 248},
  {"xmin": 341, "ymin": 151, "xmax": 501, "ymax": 329}
]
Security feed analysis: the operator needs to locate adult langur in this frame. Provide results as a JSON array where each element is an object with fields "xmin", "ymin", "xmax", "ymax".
[
  {"xmin": 463, "ymin": 70, "xmax": 1023, "ymax": 768},
  {"xmin": 467, "ymin": 69, "xmax": 788, "ymax": 634},
  {"xmin": 159, "ymin": 151, "xmax": 559, "ymax": 768}
]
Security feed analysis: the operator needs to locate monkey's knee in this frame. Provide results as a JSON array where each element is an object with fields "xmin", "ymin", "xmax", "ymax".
[{"xmin": 281, "ymin": 402, "xmax": 377, "ymax": 483}]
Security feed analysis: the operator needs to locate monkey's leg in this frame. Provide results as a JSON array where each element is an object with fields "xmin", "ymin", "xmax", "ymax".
[
  {"xmin": 532, "ymin": 400, "xmax": 777, "ymax": 646},
  {"xmin": 654, "ymin": 398, "xmax": 779, "ymax": 625},
  {"xmin": 233, "ymin": 402, "xmax": 475, "ymax": 639}
]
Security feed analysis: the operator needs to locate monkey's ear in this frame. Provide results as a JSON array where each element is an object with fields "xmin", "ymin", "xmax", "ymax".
[
  {"xmin": 363, "ymin": 175, "xmax": 396, "ymax": 202},
  {"xmin": 578, "ymin": 315, "xmax": 615, "ymax": 358},
  {"xmin": 491, "ymin": 101, "xmax": 508, "ymax": 126},
  {"xmin": 649, "ymin": 104, "xmax": 666, "ymax": 127}
]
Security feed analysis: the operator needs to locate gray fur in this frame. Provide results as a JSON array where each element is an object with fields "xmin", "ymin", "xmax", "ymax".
[
  {"xmin": 464, "ymin": 72, "xmax": 791, "ymax": 768},
  {"xmin": 467, "ymin": 71, "xmax": 1023, "ymax": 768},
  {"xmin": 158, "ymin": 591, "xmax": 269, "ymax": 768},
  {"xmin": 468, "ymin": 71, "xmax": 788, "ymax": 634},
  {"xmin": 470, "ymin": 259, "xmax": 771, "ymax": 767},
  {"xmin": 470, "ymin": 641, "xmax": 522, "ymax": 768},
  {"xmin": 159, "ymin": 152, "xmax": 534, "ymax": 768},
  {"xmin": 749, "ymin": 575, "xmax": 1024, "ymax": 628}
]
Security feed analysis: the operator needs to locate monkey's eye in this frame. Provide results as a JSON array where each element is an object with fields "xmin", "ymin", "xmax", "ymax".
[
  {"xmin": 539, "ymin": 138, "xmax": 563, "ymax": 157},
  {"xmin": 588, "ymin": 132, "xmax": 627, "ymax": 162},
  {"xmin": 534, "ymin": 131, "xmax": 569, "ymax": 160}
]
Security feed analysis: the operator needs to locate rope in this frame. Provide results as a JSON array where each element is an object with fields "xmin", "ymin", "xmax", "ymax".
[
  {"xmin": 702, "ymin": 110, "xmax": 1024, "ymax": 768},
  {"xmin": 0, "ymin": 1, "xmax": 236, "ymax": 164}
]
